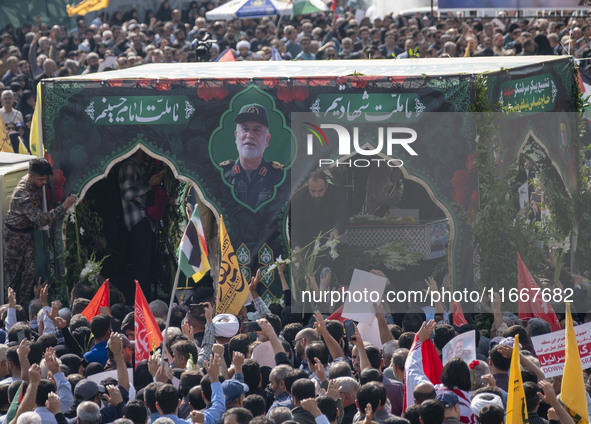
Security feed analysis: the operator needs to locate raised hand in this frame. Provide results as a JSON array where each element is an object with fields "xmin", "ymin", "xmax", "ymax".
[
  {"xmin": 249, "ymin": 268, "xmax": 262, "ymax": 295},
  {"xmin": 29, "ymin": 363, "xmax": 41, "ymax": 385},
  {"xmin": 182, "ymin": 321, "xmax": 195, "ymax": 341},
  {"xmin": 313, "ymin": 357, "xmax": 326, "ymax": 382},
  {"xmin": 148, "ymin": 354, "xmax": 160, "ymax": 377},
  {"xmin": 313, "ymin": 311, "xmax": 327, "ymax": 335},
  {"xmin": 206, "ymin": 353, "xmax": 221, "ymax": 382},
  {"xmin": 108, "ymin": 332, "xmax": 123, "ymax": 356},
  {"xmin": 44, "ymin": 347, "xmax": 60, "ymax": 375},
  {"xmin": 417, "ymin": 320, "xmax": 436, "ymax": 343},
  {"xmin": 326, "ymin": 379, "xmax": 340, "ymax": 401},
  {"xmin": 7, "ymin": 288, "xmax": 16, "ymax": 308},
  {"xmin": 190, "ymin": 410, "xmax": 205, "ymax": 424},
  {"xmin": 46, "ymin": 392, "xmax": 61, "ymax": 414},
  {"xmin": 105, "ymin": 385, "xmax": 123, "ymax": 406},
  {"xmin": 202, "ymin": 302, "xmax": 213, "ymax": 323},
  {"xmin": 301, "ymin": 398, "xmax": 322, "ymax": 418},
  {"xmin": 40, "ymin": 283, "xmax": 50, "ymax": 307},
  {"xmin": 232, "ymin": 351, "xmax": 245, "ymax": 372}
]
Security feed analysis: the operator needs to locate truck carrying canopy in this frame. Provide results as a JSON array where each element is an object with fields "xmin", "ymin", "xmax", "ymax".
[{"xmin": 39, "ymin": 56, "xmax": 577, "ymax": 305}]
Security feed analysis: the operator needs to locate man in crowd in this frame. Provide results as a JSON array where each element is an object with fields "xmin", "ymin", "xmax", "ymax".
[{"xmin": 4, "ymin": 158, "xmax": 76, "ymax": 304}]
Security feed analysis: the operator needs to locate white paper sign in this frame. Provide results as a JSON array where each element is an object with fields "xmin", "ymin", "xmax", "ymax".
[
  {"xmin": 358, "ymin": 317, "xmax": 383, "ymax": 349},
  {"xmin": 531, "ymin": 321, "xmax": 591, "ymax": 378},
  {"xmin": 341, "ymin": 269, "xmax": 387, "ymax": 325},
  {"xmin": 442, "ymin": 330, "xmax": 476, "ymax": 365}
]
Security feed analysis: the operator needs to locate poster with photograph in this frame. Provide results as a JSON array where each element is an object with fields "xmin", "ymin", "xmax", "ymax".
[{"xmin": 442, "ymin": 330, "xmax": 476, "ymax": 365}]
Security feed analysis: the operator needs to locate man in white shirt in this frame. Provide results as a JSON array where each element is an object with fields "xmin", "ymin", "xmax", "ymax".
[{"xmin": 0, "ymin": 90, "xmax": 23, "ymax": 127}]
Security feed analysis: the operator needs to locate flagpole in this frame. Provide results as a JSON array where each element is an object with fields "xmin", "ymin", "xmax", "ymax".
[{"xmin": 161, "ymin": 266, "xmax": 181, "ymax": 365}]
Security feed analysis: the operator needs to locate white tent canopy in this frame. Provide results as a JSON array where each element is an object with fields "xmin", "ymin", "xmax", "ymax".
[{"xmin": 205, "ymin": 0, "xmax": 328, "ymax": 20}]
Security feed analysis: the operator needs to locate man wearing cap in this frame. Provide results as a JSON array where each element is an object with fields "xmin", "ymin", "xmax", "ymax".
[
  {"xmin": 223, "ymin": 379, "xmax": 250, "ymax": 409},
  {"xmin": 4, "ymin": 158, "xmax": 76, "ymax": 304},
  {"xmin": 437, "ymin": 391, "xmax": 461, "ymax": 424},
  {"xmin": 219, "ymin": 103, "xmax": 284, "ymax": 209}
]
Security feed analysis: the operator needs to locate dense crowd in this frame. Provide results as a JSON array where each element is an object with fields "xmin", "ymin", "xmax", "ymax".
[
  {"xmin": 0, "ymin": 2, "xmax": 589, "ymax": 424},
  {"xmin": 0, "ymin": 1, "xmax": 588, "ymax": 149},
  {"xmin": 0, "ymin": 261, "xmax": 586, "ymax": 424}
]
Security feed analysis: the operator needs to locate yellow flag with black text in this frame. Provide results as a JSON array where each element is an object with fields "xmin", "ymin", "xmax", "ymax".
[
  {"xmin": 29, "ymin": 84, "xmax": 43, "ymax": 157},
  {"xmin": 507, "ymin": 334, "xmax": 529, "ymax": 424},
  {"xmin": 561, "ymin": 303, "xmax": 589, "ymax": 424},
  {"xmin": 67, "ymin": 0, "xmax": 109, "ymax": 17},
  {"xmin": 0, "ymin": 115, "xmax": 13, "ymax": 152},
  {"xmin": 217, "ymin": 216, "xmax": 248, "ymax": 315}
]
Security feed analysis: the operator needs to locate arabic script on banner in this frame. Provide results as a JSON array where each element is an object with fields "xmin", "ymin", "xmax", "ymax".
[
  {"xmin": 499, "ymin": 73, "xmax": 557, "ymax": 112},
  {"xmin": 311, "ymin": 92, "xmax": 425, "ymax": 122},
  {"xmin": 85, "ymin": 96, "xmax": 196, "ymax": 125},
  {"xmin": 531, "ymin": 321, "xmax": 591, "ymax": 378}
]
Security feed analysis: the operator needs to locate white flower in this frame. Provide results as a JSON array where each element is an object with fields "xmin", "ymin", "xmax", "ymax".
[
  {"xmin": 313, "ymin": 240, "xmax": 321, "ymax": 256},
  {"xmin": 285, "ymin": 258, "xmax": 291, "ymax": 264},
  {"xmin": 276, "ymin": 255, "xmax": 283, "ymax": 263},
  {"xmin": 80, "ymin": 265, "xmax": 92, "ymax": 280},
  {"xmin": 324, "ymin": 238, "xmax": 338, "ymax": 250},
  {"xmin": 69, "ymin": 213, "xmax": 76, "ymax": 224},
  {"xmin": 79, "ymin": 227, "xmax": 85, "ymax": 236},
  {"xmin": 267, "ymin": 263, "xmax": 277, "ymax": 273},
  {"xmin": 329, "ymin": 247, "xmax": 339, "ymax": 260}
]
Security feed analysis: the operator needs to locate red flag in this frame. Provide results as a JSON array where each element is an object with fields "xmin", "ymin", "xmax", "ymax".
[
  {"xmin": 217, "ymin": 48, "xmax": 235, "ymax": 62},
  {"xmin": 517, "ymin": 252, "xmax": 561, "ymax": 331},
  {"xmin": 327, "ymin": 305, "xmax": 346, "ymax": 323},
  {"xmin": 421, "ymin": 338, "xmax": 443, "ymax": 385},
  {"xmin": 134, "ymin": 281, "xmax": 163, "ymax": 366},
  {"xmin": 81, "ymin": 280, "xmax": 110, "ymax": 322},
  {"xmin": 331, "ymin": 0, "xmax": 337, "ymax": 11},
  {"xmin": 452, "ymin": 302, "xmax": 469, "ymax": 327},
  {"xmin": 404, "ymin": 334, "xmax": 443, "ymax": 411}
]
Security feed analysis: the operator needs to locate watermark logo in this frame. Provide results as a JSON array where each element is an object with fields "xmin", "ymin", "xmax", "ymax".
[{"xmin": 304, "ymin": 123, "xmax": 418, "ymax": 168}]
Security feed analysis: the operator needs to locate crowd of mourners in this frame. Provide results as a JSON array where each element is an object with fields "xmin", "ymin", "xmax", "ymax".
[
  {"xmin": 0, "ymin": 261, "xmax": 586, "ymax": 424},
  {"xmin": 0, "ymin": 2, "xmax": 589, "ymax": 424}
]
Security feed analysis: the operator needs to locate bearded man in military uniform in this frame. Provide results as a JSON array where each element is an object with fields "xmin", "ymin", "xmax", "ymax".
[
  {"xmin": 220, "ymin": 104, "xmax": 284, "ymax": 209},
  {"xmin": 4, "ymin": 158, "xmax": 76, "ymax": 304}
]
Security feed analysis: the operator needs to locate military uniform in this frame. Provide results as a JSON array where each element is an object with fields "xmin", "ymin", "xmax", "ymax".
[
  {"xmin": 221, "ymin": 158, "xmax": 284, "ymax": 209},
  {"xmin": 4, "ymin": 175, "xmax": 66, "ymax": 304}
]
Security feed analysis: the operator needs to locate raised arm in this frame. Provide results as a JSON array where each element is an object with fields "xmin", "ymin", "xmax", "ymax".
[
  {"xmin": 313, "ymin": 311, "xmax": 345, "ymax": 360},
  {"xmin": 351, "ymin": 323, "xmax": 371, "ymax": 371},
  {"xmin": 538, "ymin": 380, "xmax": 575, "ymax": 424},
  {"xmin": 405, "ymin": 320, "xmax": 436, "ymax": 401},
  {"xmin": 250, "ymin": 269, "xmax": 272, "ymax": 319},
  {"xmin": 196, "ymin": 302, "xmax": 214, "ymax": 367},
  {"xmin": 258, "ymin": 318, "xmax": 284, "ymax": 356},
  {"xmin": 108, "ymin": 333, "xmax": 130, "ymax": 391},
  {"xmin": 8, "ymin": 364, "xmax": 41, "ymax": 424}
]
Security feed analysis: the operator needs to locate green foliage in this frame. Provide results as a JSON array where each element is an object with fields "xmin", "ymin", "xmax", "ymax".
[
  {"xmin": 471, "ymin": 76, "xmax": 545, "ymax": 291},
  {"xmin": 62, "ymin": 199, "xmax": 106, "ymax": 291},
  {"xmin": 572, "ymin": 64, "xmax": 591, "ymax": 269},
  {"xmin": 150, "ymin": 166, "xmax": 185, "ymax": 299},
  {"xmin": 471, "ymin": 71, "xmax": 578, "ymax": 292}
]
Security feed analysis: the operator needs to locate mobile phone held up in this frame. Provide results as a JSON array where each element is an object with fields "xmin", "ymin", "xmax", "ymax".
[{"xmin": 344, "ymin": 320, "xmax": 356, "ymax": 341}]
